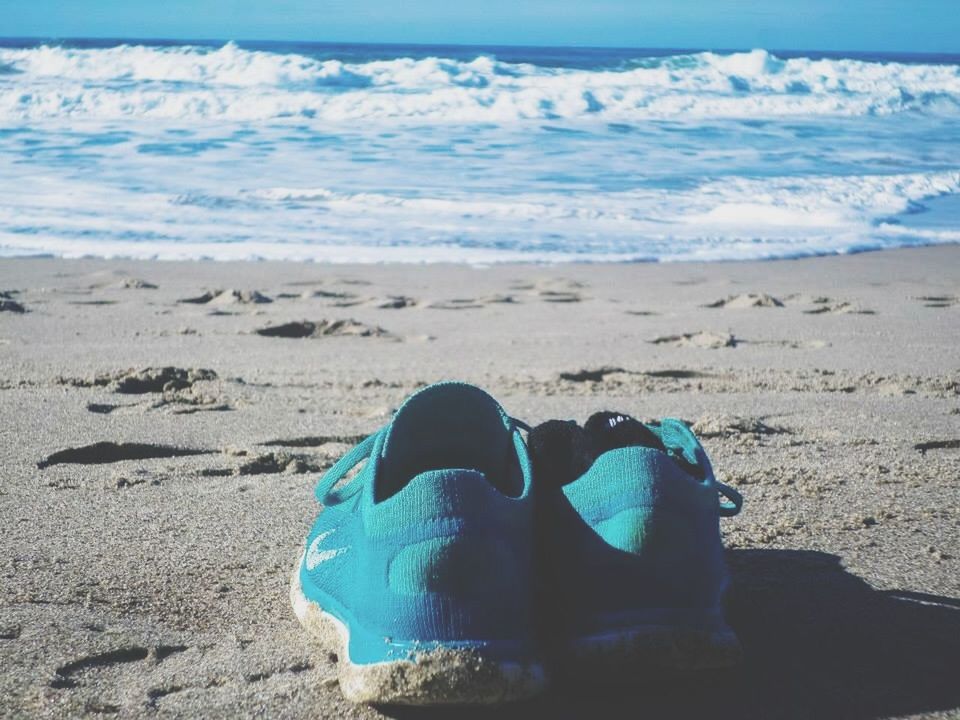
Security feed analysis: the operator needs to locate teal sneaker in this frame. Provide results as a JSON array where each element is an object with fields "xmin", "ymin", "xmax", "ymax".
[
  {"xmin": 529, "ymin": 411, "xmax": 743, "ymax": 676},
  {"xmin": 290, "ymin": 382, "xmax": 545, "ymax": 705}
]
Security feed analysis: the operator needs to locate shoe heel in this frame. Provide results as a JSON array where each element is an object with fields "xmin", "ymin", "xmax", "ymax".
[
  {"xmin": 291, "ymin": 555, "xmax": 546, "ymax": 705},
  {"xmin": 337, "ymin": 647, "xmax": 546, "ymax": 706}
]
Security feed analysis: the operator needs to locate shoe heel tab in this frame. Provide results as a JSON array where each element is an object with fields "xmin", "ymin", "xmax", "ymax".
[
  {"xmin": 405, "ymin": 467, "xmax": 489, "ymax": 494},
  {"xmin": 371, "ymin": 468, "xmax": 507, "ymax": 527}
]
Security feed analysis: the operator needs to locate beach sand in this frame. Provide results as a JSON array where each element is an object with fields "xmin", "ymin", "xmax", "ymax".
[{"xmin": 1, "ymin": 246, "xmax": 958, "ymax": 718}]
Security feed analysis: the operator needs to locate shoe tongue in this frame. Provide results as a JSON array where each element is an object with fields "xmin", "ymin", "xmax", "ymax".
[
  {"xmin": 527, "ymin": 419, "xmax": 595, "ymax": 488},
  {"xmin": 377, "ymin": 382, "xmax": 517, "ymax": 500},
  {"xmin": 528, "ymin": 413, "xmax": 666, "ymax": 489},
  {"xmin": 584, "ymin": 411, "xmax": 666, "ymax": 455}
]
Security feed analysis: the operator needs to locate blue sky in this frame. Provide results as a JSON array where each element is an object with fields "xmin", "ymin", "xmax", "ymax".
[{"xmin": 2, "ymin": 0, "xmax": 957, "ymax": 52}]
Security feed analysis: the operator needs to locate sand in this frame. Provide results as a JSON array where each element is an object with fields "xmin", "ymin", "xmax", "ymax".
[{"xmin": 1, "ymin": 246, "xmax": 958, "ymax": 719}]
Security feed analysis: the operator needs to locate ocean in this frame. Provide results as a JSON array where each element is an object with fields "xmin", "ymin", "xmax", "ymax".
[{"xmin": 1, "ymin": 38, "xmax": 959, "ymax": 263}]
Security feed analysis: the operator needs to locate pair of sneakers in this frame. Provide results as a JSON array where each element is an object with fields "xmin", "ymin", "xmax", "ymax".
[{"xmin": 290, "ymin": 382, "xmax": 743, "ymax": 705}]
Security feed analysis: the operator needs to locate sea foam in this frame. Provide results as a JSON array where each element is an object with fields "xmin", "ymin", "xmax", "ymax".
[{"xmin": 2, "ymin": 44, "xmax": 960, "ymax": 121}]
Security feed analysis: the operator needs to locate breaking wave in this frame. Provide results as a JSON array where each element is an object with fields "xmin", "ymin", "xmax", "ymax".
[{"xmin": 3, "ymin": 43, "xmax": 960, "ymax": 122}]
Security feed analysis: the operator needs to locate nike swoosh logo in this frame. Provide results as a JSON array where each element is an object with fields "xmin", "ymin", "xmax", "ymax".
[{"xmin": 305, "ymin": 529, "xmax": 350, "ymax": 570}]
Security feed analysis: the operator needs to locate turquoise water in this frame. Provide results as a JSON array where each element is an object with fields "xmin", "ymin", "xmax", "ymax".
[{"xmin": 1, "ymin": 39, "xmax": 958, "ymax": 262}]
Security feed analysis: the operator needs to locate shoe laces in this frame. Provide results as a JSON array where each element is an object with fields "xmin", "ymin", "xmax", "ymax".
[{"xmin": 716, "ymin": 481, "xmax": 743, "ymax": 517}]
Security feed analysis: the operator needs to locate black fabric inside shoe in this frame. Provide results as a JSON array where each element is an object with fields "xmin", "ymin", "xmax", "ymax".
[
  {"xmin": 583, "ymin": 411, "xmax": 667, "ymax": 455},
  {"xmin": 585, "ymin": 411, "xmax": 704, "ymax": 478},
  {"xmin": 377, "ymin": 383, "xmax": 523, "ymax": 501}
]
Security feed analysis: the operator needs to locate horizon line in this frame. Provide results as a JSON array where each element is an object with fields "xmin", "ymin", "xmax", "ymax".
[{"xmin": 1, "ymin": 35, "xmax": 958, "ymax": 59}]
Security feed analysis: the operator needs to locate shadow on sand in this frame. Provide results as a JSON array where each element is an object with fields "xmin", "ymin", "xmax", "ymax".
[{"xmin": 383, "ymin": 549, "xmax": 960, "ymax": 719}]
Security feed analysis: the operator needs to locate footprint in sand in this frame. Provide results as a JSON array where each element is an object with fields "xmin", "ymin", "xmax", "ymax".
[
  {"xmin": 649, "ymin": 331, "xmax": 737, "ymax": 349},
  {"xmin": 200, "ymin": 450, "xmax": 327, "ymax": 477},
  {"xmin": 57, "ymin": 366, "xmax": 214, "ymax": 390},
  {"xmin": 556, "ymin": 367, "xmax": 719, "ymax": 386},
  {"xmin": 0, "ymin": 298, "xmax": 26, "ymax": 313},
  {"xmin": 644, "ymin": 369, "xmax": 713, "ymax": 379},
  {"xmin": 558, "ymin": 367, "xmax": 628, "ymax": 382},
  {"xmin": 116, "ymin": 278, "xmax": 158, "ymax": 289},
  {"xmin": 59, "ymin": 367, "xmax": 229, "ymax": 414},
  {"xmin": 299, "ymin": 289, "xmax": 370, "ymax": 307},
  {"xmin": 913, "ymin": 294, "xmax": 958, "ymax": 308},
  {"xmin": 86, "ymin": 402, "xmax": 136, "ymax": 415},
  {"xmin": 50, "ymin": 644, "xmax": 189, "ymax": 690},
  {"xmin": 254, "ymin": 319, "xmax": 390, "ymax": 339},
  {"xmin": 374, "ymin": 295, "xmax": 418, "ymax": 309},
  {"xmin": 792, "ymin": 296, "xmax": 875, "ymax": 314},
  {"xmin": 1, "ymin": 290, "xmax": 26, "ymax": 312},
  {"xmin": 261, "ymin": 434, "xmax": 368, "ymax": 448},
  {"xmin": 804, "ymin": 301, "xmax": 875, "ymax": 315},
  {"xmin": 914, "ymin": 439, "xmax": 960, "ymax": 453},
  {"xmin": 535, "ymin": 279, "xmax": 585, "ymax": 303},
  {"xmin": 480, "ymin": 294, "xmax": 517, "ymax": 304},
  {"xmin": 749, "ymin": 339, "xmax": 830, "ymax": 349},
  {"xmin": 510, "ymin": 278, "xmax": 586, "ymax": 303},
  {"xmin": 276, "ymin": 289, "xmax": 363, "ymax": 306},
  {"xmin": 324, "ymin": 293, "xmax": 367, "ymax": 307},
  {"xmin": 178, "ymin": 289, "xmax": 272, "ymax": 305},
  {"xmin": 429, "ymin": 299, "xmax": 481, "ymax": 309},
  {"xmin": 0, "ymin": 624, "xmax": 21, "ymax": 640},
  {"xmin": 538, "ymin": 290, "xmax": 582, "ymax": 303},
  {"xmin": 37, "ymin": 442, "xmax": 212, "ymax": 470},
  {"xmin": 428, "ymin": 295, "xmax": 515, "ymax": 310},
  {"xmin": 114, "ymin": 367, "xmax": 218, "ymax": 394},
  {"xmin": 48, "ymin": 635, "xmax": 315, "ymax": 713},
  {"xmin": 691, "ymin": 413, "xmax": 790, "ymax": 438},
  {"xmin": 704, "ymin": 293, "xmax": 784, "ymax": 309}
]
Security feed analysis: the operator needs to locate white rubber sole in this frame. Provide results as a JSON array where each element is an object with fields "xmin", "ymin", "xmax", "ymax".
[{"xmin": 289, "ymin": 555, "xmax": 547, "ymax": 705}]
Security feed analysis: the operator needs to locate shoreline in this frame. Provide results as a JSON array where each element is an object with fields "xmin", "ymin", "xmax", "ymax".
[
  {"xmin": 4, "ymin": 240, "xmax": 958, "ymax": 267},
  {"xmin": 2, "ymin": 237, "xmax": 957, "ymax": 267}
]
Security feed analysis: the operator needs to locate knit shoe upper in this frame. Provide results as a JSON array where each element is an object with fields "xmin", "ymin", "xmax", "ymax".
[
  {"xmin": 294, "ymin": 381, "xmax": 538, "ymax": 667},
  {"xmin": 530, "ymin": 413, "xmax": 742, "ymax": 658}
]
